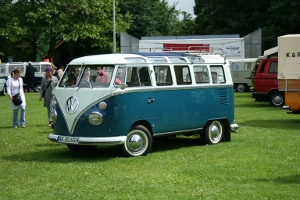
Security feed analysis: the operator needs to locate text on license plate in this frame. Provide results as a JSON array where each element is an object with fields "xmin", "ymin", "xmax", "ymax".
[{"xmin": 57, "ymin": 136, "xmax": 79, "ymax": 144}]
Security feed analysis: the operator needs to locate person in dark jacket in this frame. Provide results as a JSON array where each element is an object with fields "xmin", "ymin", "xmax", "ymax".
[
  {"xmin": 25, "ymin": 61, "xmax": 35, "ymax": 92},
  {"xmin": 39, "ymin": 67, "xmax": 58, "ymax": 126}
]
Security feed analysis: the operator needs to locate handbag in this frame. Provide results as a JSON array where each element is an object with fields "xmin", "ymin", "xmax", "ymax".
[
  {"xmin": 42, "ymin": 81, "xmax": 52, "ymax": 98},
  {"xmin": 12, "ymin": 93, "xmax": 23, "ymax": 106},
  {"xmin": 12, "ymin": 79, "xmax": 23, "ymax": 106}
]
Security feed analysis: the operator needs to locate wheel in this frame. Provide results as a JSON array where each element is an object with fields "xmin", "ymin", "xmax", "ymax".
[
  {"xmin": 269, "ymin": 92, "xmax": 284, "ymax": 107},
  {"xmin": 236, "ymin": 84, "xmax": 247, "ymax": 92},
  {"xmin": 0, "ymin": 89, "xmax": 4, "ymax": 96},
  {"xmin": 67, "ymin": 144, "xmax": 97, "ymax": 152},
  {"xmin": 201, "ymin": 120, "xmax": 224, "ymax": 144},
  {"xmin": 34, "ymin": 84, "xmax": 41, "ymax": 92},
  {"xmin": 118, "ymin": 125, "xmax": 153, "ymax": 157}
]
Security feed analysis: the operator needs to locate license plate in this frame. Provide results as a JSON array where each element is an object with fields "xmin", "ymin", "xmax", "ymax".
[{"xmin": 57, "ymin": 136, "xmax": 79, "ymax": 144}]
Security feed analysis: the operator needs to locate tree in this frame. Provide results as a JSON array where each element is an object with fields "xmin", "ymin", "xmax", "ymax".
[
  {"xmin": 119, "ymin": 0, "xmax": 180, "ymax": 39},
  {"xmin": 194, "ymin": 0, "xmax": 300, "ymax": 50},
  {"xmin": 0, "ymin": 0, "xmax": 131, "ymax": 62}
]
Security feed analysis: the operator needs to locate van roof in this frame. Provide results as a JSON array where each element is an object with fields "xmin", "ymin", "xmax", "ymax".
[{"xmin": 69, "ymin": 54, "xmax": 147, "ymax": 65}]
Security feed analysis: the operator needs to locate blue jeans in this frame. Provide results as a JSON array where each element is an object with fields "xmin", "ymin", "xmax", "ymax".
[
  {"xmin": 13, "ymin": 104, "xmax": 26, "ymax": 126},
  {"xmin": 47, "ymin": 101, "xmax": 54, "ymax": 123}
]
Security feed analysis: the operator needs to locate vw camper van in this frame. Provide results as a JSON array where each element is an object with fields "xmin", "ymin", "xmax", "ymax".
[{"xmin": 48, "ymin": 52, "xmax": 239, "ymax": 157}]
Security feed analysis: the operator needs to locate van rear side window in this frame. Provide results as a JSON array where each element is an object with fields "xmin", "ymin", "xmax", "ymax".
[
  {"xmin": 268, "ymin": 62, "xmax": 278, "ymax": 74},
  {"xmin": 210, "ymin": 65, "xmax": 226, "ymax": 84}
]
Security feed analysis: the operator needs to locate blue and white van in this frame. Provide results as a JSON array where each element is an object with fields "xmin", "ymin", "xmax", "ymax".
[{"xmin": 48, "ymin": 52, "xmax": 239, "ymax": 157}]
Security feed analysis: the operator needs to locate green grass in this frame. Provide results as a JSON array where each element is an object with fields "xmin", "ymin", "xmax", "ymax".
[{"xmin": 0, "ymin": 92, "xmax": 299, "ymax": 200}]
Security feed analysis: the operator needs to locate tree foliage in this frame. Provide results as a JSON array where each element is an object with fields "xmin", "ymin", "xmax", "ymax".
[
  {"xmin": 119, "ymin": 0, "xmax": 179, "ymax": 39},
  {"xmin": 0, "ymin": 0, "xmax": 131, "ymax": 62},
  {"xmin": 194, "ymin": 0, "xmax": 300, "ymax": 50}
]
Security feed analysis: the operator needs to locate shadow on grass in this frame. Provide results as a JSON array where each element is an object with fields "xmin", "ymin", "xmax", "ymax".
[
  {"xmin": 235, "ymin": 102, "xmax": 278, "ymax": 109},
  {"xmin": 239, "ymin": 119, "xmax": 300, "ymax": 130},
  {"xmin": 257, "ymin": 174, "xmax": 300, "ymax": 184},
  {"xmin": 2, "ymin": 136, "xmax": 204, "ymax": 162}
]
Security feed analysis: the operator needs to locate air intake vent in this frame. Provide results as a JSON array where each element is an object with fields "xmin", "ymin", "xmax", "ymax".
[{"xmin": 219, "ymin": 89, "xmax": 229, "ymax": 106}]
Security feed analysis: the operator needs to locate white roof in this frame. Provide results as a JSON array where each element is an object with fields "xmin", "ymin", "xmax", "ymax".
[
  {"xmin": 69, "ymin": 54, "xmax": 146, "ymax": 65},
  {"xmin": 263, "ymin": 46, "xmax": 278, "ymax": 57}
]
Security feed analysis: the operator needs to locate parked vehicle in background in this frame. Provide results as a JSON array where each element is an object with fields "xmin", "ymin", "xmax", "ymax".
[
  {"xmin": 250, "ymin": 47, "xmax": 284, "ymax": 107},
  {"xmin": 0, "ymin": 78, "xmax": 6, "ymax": 96},
  {"xmin": 277, "ymin": 34, "xmax": 300, "ymax": 114},
  {"xmin": 48, "ymin": 52, "xmax": 239, "ymax": 157},
  {"xmin": 228, "ymin": 58, "xmax": 256, "ymax": 92},
  {"xmin": 0, "ymin": 62, "xmax": 54, "ymax": 92}
]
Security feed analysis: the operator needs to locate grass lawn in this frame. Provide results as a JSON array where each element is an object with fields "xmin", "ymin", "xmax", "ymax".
[{"xmin": 0, "ymin": 92, "xmax": 299, "ymax": 199}]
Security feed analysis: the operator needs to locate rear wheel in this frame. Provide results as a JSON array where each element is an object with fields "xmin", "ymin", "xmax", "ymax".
[
  {"xmin": 269, "ymin": 91, "xmax": 284, "ymax": 107},
  {"xmin": 118, "ymin": 125, "xmax": 153, "ymax": 157},
  {"xmin": 0, "ymin": 89, "xmax": 4, "ymax": 96},
  {"xmin": 200, "ymin": 120, "xmax": 224, "ymax": 144}
]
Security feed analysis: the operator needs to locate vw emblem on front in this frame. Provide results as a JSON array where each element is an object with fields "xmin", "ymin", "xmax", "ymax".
[{"xmin": 65, "ymin": 96, "xmax": 79, "ymax": 114}]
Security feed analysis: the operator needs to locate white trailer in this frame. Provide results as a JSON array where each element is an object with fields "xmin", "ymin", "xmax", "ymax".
[{"xmin": 139, "ymin": 38, "xmax": 245, "ymax": 59}]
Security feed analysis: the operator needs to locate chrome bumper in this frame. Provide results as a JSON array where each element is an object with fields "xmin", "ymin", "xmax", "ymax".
[
  {"xmin": 48, "ymin": 133, "xmax": 127, "ymax": 145},
  {"xmin": 230, "ymin": 121, "xmax": 239, "ymax": 132}
]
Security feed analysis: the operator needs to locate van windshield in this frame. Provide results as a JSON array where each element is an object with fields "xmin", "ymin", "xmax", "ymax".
[{"xmin": 59, "ymin": 65, "xmax": 114, "ymax": 88}]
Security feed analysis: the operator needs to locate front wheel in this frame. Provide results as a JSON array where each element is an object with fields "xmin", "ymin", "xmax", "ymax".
[
  {"xmin": 200, "ymin": 120, "xmax": 224, "ymax": 144},
  {"xmin": 269, "ymin": 91, "xmax": 284, "ymax": 107},
  {"xmin": 236, "ymin": 84, "xmax": 247, "ymax": 92},
  {"xmin": 118, "ymin": 125, "xmax": 153, "ymax": 157}
]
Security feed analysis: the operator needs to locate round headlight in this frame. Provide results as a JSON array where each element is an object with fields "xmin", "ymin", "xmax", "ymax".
[
  {"xmin": 88, "ymin": 111, "xmax": 103, "ymax": 125},
  {"xmin": 99, "ymin": 102, "xmax": 107, "ymax": 110}
]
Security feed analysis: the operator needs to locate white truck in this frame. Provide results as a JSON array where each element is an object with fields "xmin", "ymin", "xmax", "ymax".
[{"xmin": 277, "ymin": 34, "xmax": 300, "ymax": 113}]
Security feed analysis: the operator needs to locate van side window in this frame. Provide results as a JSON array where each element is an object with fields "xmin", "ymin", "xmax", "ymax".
[
  {"xmin": 210, "ymin": 65, "xmax": 226, "ymax": 84},
  {"xmin": 268, "ymin": 62, "xmax": 278, "ymax": 74},
  {"xmin": 154, "ymin": 66, "xmax": 173, "ymax": 86},
  {"xmin": 174, "ymin": 65, "xmax": 191, "ymax": 85},
  {"xmin": 0, "ymin": 65, "xmax": 5, "ymax": 73},
  {"xmin": 259, "ymin": 62, "xmax": 266, "ymax": 73},
  {"xmin": 32, "ymin": 65, "xmax": 39, "ymax": 72},
  {"xmin": 41, "ymin": 65, "xmax": 49, "ymax": 73},
  {"xmin": 9, "ymin": 65, "xmax": 24, "ymax": 72},
  {"xmin": 193, "ymin": 65, "xmax": 209, "ymax": 84},
  {"xmin": 126, "ymin": 66, "xmax": 151, "ymax": 87}
]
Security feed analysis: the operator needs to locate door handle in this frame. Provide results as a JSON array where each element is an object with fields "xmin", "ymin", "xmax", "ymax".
[{"xmin": 147, "ymin": 98, "xmax": 155, "ymax": 104}]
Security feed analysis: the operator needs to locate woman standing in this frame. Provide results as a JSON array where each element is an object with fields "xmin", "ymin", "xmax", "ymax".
[
  {"xmin": 39, "ymin": 67, "xmax": 58, "ymax": 126},
  {"xmin": 6, "ymin": 68, "xmax": 26, "ymax": 128}
]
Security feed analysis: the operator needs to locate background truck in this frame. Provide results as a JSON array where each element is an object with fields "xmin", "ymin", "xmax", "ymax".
[
  {"xmin": 228, "ymin": 58, "xmax": 257, "ymax": 92},
  {"xmin": 277, "ymin": 34, "xmax": 300, "ymax": 114},
  {"xmin": 250, "ymin": 47, "xmax": 284, "ymax": 107}
]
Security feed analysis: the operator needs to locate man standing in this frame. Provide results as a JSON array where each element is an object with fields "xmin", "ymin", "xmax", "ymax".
[{"xmin": 25, "ymin": 61, "xmax": 35, "ymax": 92}]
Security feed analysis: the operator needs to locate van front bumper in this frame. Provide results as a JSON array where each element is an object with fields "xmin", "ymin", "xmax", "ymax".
[{"xmin": 48, "ymin": 133, "xmax": 127, "ymax": 145}]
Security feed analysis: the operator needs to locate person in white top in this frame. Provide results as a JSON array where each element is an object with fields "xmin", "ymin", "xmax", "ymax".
[{"xmin": 6, "ymin": 68, "xmax": 26, "ymax": 128}]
